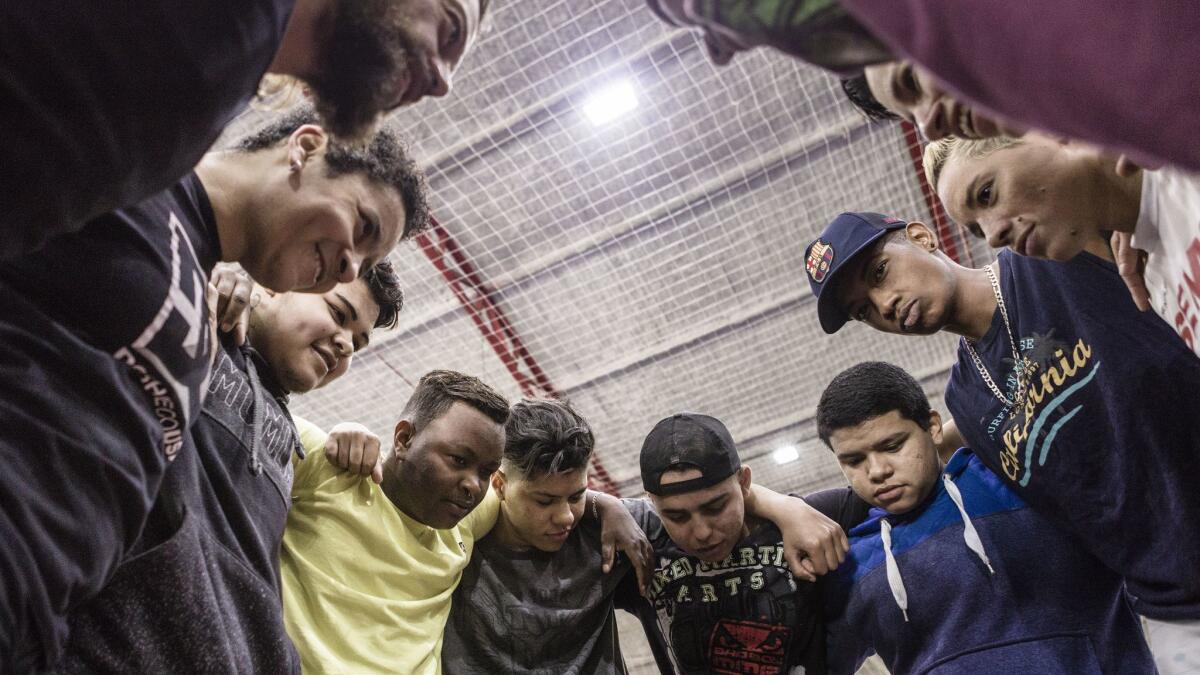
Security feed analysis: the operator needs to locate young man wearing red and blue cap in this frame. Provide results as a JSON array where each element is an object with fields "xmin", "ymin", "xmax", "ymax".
[
  {"xmin": 816, "ymin": 360, "xmax": 1154, "ymax": 673},
  {"xmin": 625, "ymin": 412, "xmax": 870, "ymax": 674},
  {"xmin": 804, "ymin": 211, "xmax": 1200, "ymax": 669}
]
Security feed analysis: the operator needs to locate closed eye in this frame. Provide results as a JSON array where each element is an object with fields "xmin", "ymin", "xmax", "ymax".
[
  {"xmin": 329, "ymin": 304, "xmax": 346, "ymax": 324},
  {"xmin": 444, "ymin": 6, "xmax": 464, "ymax": 52}
]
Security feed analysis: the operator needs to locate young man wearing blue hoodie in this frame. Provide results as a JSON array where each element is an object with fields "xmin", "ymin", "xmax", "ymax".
[
  {"xmin": 803, "ymin": 211, "xmax": 1200, "ymax": 671},
  {"xmin": 815, "ymin": 361, "xmax": 1154, "ymax": 674}
]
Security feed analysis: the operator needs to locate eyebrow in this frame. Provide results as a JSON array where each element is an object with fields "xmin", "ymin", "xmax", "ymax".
[
  {"xmin": 335, "ymin": 292, "xmax": 371, "ymax": 350},
  {"xmin": 335, "ymin": 293, "xmax": 359, "ymax": 322},
  {"xmin": 963, "ymin": 174, "xmax": 984, "ymax": 212}
]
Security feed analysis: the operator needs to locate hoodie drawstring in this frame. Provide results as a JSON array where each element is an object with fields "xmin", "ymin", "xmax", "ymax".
[
  {"xmin": 244, "ymin": 356, "xmax": 265, "ymax": 476},
  {"xmin": 878, "ymin": 473, "xmax": 997, "ymax": 623},
  {"xmin": 943, "ymin": 474, "xmax": 995, "ymax": 575},
  {"xmin": 879, "ymin": 519, "xmax": 909, "ymax": 622}
]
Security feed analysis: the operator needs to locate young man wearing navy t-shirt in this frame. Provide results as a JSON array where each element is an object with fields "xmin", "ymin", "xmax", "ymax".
[
  {"xmin": 816, "ymin": 361, "xmax": 1153, "ymax": 673},
  {"xmin": 0, "ymin": 107, "xmax": 426, "ymax": 671},
  {"xmin": 803, "ymin": 211, "xmax": 1200, "ymax": 668}
]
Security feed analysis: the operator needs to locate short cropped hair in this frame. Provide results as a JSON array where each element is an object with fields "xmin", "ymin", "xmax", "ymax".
[
  {"xmin": 363, "ymin": 259, "xmax": 404, "ymax": 330},
  {"xmin": 235, "ymin": 106, "xmax": 431, "ymax": 240},
  {"xmin": 401, "ymin": 370, "xmax": 510, "ymax": 433},
  {"xmin": 816, "ymin": 361, "xmax": 932, "ymax": 448},
  {"xmin": 504, "ymin": 398, "xmax": 594, "ymax": 480},
  {"xmin": 840, "ymin": 75, "xmax": 898, "ymax": 122},
  {"xmin": 923, "ymin": 136, "xmax": 1021, "ymax": 195}
]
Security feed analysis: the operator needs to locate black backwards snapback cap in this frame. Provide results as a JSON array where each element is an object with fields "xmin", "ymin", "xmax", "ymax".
[{"xmin": 640, "ymin": 413, "xmax": 741, "ymax": 496}]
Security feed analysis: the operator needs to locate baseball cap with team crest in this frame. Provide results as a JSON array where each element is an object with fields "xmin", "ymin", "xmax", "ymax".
[{"xmin": 806, "ymin": 212, "xmax": 908, "ymax": 334}]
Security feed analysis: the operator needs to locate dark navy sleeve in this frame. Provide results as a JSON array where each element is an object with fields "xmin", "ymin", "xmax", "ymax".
[
  {"xmin": 0, "ymin": 0, "xmax": 291, "ymax": 258},
  {"xmin": 803, "ymin": 486, "xmax": 872, "ymax": 533}
]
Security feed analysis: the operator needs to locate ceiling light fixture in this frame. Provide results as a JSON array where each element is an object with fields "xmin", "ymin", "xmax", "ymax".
[
  {"xmin": 772, "ymin": 445, "xmax": 800, "ymax": 465},
  {"xmin": 582, "ymin": 79, "xmax": 639, "ymax": 126}
]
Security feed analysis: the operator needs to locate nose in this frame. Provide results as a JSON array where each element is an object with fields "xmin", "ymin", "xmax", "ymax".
[
  {"xmin": 335, "ymin": 249, "xmax": 361, "ymax": 284},
  {"xmin": 983, "ymin": 216, "xmax": 1014, "ymax": 249},
  {"xmin": 867, "ymin": 455, "xmax": 892, "ymax": 482},
  {"xmin": 867, "ymin": 287, "xmax": 899, "ymax": 323},
  {"xmin": 428, "ymin": 60, "xmax": 451, "ymax": 98},
  {"xmin": 917, "ymin": 100, "xmax": 951, "ymax": 141},
  {"xmin": 460, "ymin": 473, "xmax": 486, "ymax": 502},
  {"xmin": 693, "ymin": 518, "xmax": 714, "ymax": 544},
  {"xmin": 551, "ymin": 503, "xmax": 576, "ymax": 528},
  {"xmin": 332, "ymin": 332, "xmax": 353, "ymax": 359}
]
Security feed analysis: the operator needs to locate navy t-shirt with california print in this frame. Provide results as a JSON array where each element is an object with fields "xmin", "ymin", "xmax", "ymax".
[
  {"xmin": 0, "ymin": 173, "xmax": 221, "ymax": 669},
  {"xmin": 945, "ymin": 250, "xmax": 1200, "ymax": 620}
]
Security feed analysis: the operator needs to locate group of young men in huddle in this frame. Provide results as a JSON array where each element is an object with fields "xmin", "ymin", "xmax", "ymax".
[{"xmin": 3, "ymin": 0, "xmax": 1199, "ymax": 672}]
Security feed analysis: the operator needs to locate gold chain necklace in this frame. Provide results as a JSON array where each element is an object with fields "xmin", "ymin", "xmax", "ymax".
[{"xmin": 962, "ymin": 264, "xmax": 1034, "ymax": 415}]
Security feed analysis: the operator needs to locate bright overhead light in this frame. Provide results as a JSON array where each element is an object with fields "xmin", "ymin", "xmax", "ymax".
[
  {"xmin": 582, "ymin": 79, "xmax": 638, "ymax": 125},
  {"xmin": 772, "ymin": 445, "xmax": 800, "ymax": 465}
]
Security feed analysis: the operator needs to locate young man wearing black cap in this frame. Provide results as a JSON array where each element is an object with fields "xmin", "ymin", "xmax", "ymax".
[
  {"xmin": 803, "ymin": 211, "xmax": 1200, "ymax": 668},
  {"xmin": 628, "ymin": 412, "xmax": 868, "ymax": 674},
  {"xmin": 816, "ymin": 361, "xmax": 1154, "ymax": 673}
]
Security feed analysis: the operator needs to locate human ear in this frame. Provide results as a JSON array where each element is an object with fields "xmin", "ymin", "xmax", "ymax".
[
  {"xmin": 492, "ymin": 470, "xmax": 506, "ymax": 499},
  {"xmin": 287, "ymin": 124, "xmax": 329, "ymax": 172},
  {"xmin": 392, "ymin": 420, "xmax": 414, "ymax": 459},
  {"xmin": 905, "ymin": 221, "xmax": 939, "ymax": 251},
  {"xmin": 927, "ymin": 409, "xmax": 944, "ymax": 446}
]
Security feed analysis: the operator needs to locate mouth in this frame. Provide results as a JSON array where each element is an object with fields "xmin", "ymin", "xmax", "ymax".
[
  {"xmin": 445, "ymin": 499, "xmax": 474, "ymax": 516},
  {"xmin": 546, "ymin": 529, "xmax": 572, "ymax": 541},
  {"xmin": 1014, "ymin": 226, "xmax": 1038, "ymax": 257},
  {"xmin": 899, "ymin": 299, "xmax": 921, "ymax": 332},
  {"xmin": 695, "ymin": 542, "xmax": 725, "ymax": 559},
  {"xmin": 310, "ymin": 244, "xmax": 326, "ymax": 289},
  {"xmin": 389, "ymin": 59, "xmax": 427, "ymax": 108},
  {"xmin": 874, "ymin": 484, "xmax": 905, "ymax": 503},
  {"xmin": 311, "ymin": 345, "xmax": 336, "ymax": 375},
  {"xmin": 953, "ymin": 105, "xmax": 975, "ymax": 139}
]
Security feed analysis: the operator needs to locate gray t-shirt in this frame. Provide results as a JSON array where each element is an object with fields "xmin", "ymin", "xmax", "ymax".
[{"xmin": 442, "ymin": 508, "xmax": 642, "ymax": 674}]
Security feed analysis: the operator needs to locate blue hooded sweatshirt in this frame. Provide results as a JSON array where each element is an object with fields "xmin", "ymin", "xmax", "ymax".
[{"xmin": 823, "ymin": 450, "xmax": 1155, "ymax": 674}]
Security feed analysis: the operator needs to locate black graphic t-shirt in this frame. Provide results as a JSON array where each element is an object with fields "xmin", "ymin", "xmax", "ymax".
[
  {"xmin": 0, "ymin": 174, "xmax": 222, "ymax": 669},
  {"xmin": 628, "ymin": 488, "xmax": 868, "ymax": 675},
  {"xmin": 0, "ymin": 172, "xmax": 221, "ymax": 459}
]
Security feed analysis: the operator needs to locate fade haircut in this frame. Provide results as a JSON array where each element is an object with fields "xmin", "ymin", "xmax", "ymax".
[
  {"xmin": 841, "ymin": 74, "xmax": 898, "ymax": 122},
  {"xmin": 363, "ymin": 259, "xmax": 404, "ymax": 330},
  {"xmin": 401, "ymin": 370, "xmax": 510, "ymax": 434},
  {"xmin": 235, "ymin": 106, "xmax": 431, "ymax": 240},
  {"xmin": 923, "ymin": 136, "xmax": 1022, "ymax": 198},
  {"xmin": 816, "ymin": 361, "xmax": 933, "ymax": 448},
  {"xmin": 504, "ymin": 398, "xmax": 594, "ymax": 480}
]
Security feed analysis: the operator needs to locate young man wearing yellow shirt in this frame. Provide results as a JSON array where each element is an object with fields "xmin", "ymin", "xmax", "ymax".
[{"xmin": 282, "ymin": 370, "xmax": 509, "ymax": 673}]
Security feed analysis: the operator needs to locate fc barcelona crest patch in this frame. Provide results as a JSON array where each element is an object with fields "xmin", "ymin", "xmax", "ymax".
[{"xmin": 806, "ymin": 240, "xmax": 834, "ymax": 283}]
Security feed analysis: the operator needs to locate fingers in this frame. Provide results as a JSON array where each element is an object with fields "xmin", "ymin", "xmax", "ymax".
[
  {"xmin": 210, "ymin": 263, "xmax": 256, "ymax": 344},
  {"xmin": 634, "ymin": 539, "xmax": 654, "ymax": 596},
  {"xmin": 783, "ymin": 547, "xmax": 817, "ymax": 583},
  {"xmin": 372, "ymin": 459, "xmax": 384, "ymax": 485},
  {"xmin": 601, "ymin": 540, "xmax": 614, "ymax": 574},
  {"xmin": 322, "ymin": 424, "xmax": 381, "ymax": 477},
  {"xmin": 1111, "ymin": 231, "xmax": 1152, "ymax": 311}
]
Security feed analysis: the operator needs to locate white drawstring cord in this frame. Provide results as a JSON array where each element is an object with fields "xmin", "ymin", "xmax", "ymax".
[
  {"xmin": 943, "ymin": 475, "xmax": 995, "ymax": 575},
  {"xmin": 879, "ymin": 519, "xmax": 909, "ymax": 622}
]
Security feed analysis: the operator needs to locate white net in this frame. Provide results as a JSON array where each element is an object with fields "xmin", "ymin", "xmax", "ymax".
[{"xmin": 221, "ymin": 0, "xmax": 989, "ymax": 670}]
